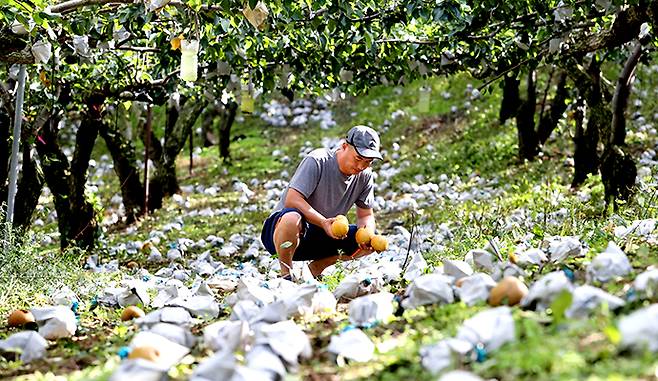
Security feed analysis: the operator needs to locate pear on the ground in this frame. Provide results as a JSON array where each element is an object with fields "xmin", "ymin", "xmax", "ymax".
[
  {"xmin": 121, "ymin": 306, "xmax": 145, "ymax": 321},
  {"xmin": 355, "ymin": 227, "xmax": 374, "ymax": 245},
  {"xmin": 371, "ymin": 235, "xmax": 388, "ymax": 252},
  {"xmin": 128, "ymin": 345, "xmax": 160, "ymax": 362},
  {"xmin": 488, "ymin": 276, "xmax": 528, "ymax": 306},
  {"xmin": 332, "ymin": 215, "xmax": 349, "ymax": 238},
  {"xmin": 8, "ymin": 309, "xmax": 35, "ymax": 328}
]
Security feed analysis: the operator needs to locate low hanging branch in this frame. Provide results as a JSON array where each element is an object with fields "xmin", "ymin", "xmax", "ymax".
[
  {"xmin": 610, "ymin": 41, "xmax": 644, "ymax": 146},
  {"xmin": 48, "ymin": 0, "xmax": 222, "ymax": 14}
]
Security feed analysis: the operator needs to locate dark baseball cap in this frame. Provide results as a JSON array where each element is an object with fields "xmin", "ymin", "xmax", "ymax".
[{"xmin": 346, "ymin": 125, "xmax": 383, "ymax": 160}]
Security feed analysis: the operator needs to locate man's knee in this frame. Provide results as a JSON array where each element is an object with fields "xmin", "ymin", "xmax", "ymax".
[{"xmin": 275, "ymin": 211, "xmax": 303, "ymax": 233}]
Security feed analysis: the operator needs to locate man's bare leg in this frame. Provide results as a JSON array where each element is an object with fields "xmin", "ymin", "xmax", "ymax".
[{"xmin": 272, "ymin": 212, "xmax": 303, "ymax": 277}]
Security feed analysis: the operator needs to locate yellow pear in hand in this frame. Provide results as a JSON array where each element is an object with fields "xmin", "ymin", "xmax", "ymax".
[{"xmin": 331, "ymin": 215, "xmax": 349, "ymax": 238}]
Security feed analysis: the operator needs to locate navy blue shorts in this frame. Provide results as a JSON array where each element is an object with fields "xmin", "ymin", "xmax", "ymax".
[{"xmin": 260, "ymin": 207, "xmax": 359, "ymax": 261}]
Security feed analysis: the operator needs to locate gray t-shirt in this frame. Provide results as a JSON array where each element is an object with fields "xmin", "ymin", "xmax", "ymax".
[{"xmin": 274, "ymin": 148, "xmax": 375, "ymax": 217}]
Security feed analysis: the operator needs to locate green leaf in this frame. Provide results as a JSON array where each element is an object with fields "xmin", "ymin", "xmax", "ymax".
[
  {"xmin": 550, "ymin": 290, "xmax": 573, "ymax": 324},
  {"xmin": 604, "ymin": 325, "xmax": 621, "ymax": 344}
]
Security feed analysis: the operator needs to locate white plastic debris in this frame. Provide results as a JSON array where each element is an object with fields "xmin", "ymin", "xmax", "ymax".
[
  {"xmin": 109, "ymin": 360, "xmax": 164, "ymax": 381},
  {"xmin": 147, "ymin": 0, "xmax": 171, "ymax": 12},
  {"xmin": 253, "ymin": 320, "xmax": 312, "ymax": 368},
  {"xmin": 147, "ymin": 244, "xmax": 163, "ymax": 262},
  {"xmin": 230, "ymin": 277, "xmax": 276, "ymax": 306},
  {"xmin": 403, "ymin": 251, "xmax": 428, "ymax": 281},
  {"xmin": 442, "ymin": 260, "xmax": 474, "ymax": 279},
  {"xmin": 190, "ymin": 350, "xmax": 237, "ymax": 381},
  {"xmin": 72, "ymin": 35, "xmax": 90, "ymax": 56},
  {"xmin": 31, "ymin": 40, "xmax": 52, "ymax": 64},
  {"xmin": 401, "ymin": 273, "xmax": 454, "ymax": 309},
  {"xmin": 633, "ymin": 268, "xmax": 658, "ymax": 300},
  {"xmin": 491, "ymin": 262, "xmax": 527, "ymax": 281},
  {"xmin": 614, "ymin": 219, "xmax": 656, "ymax": 238},
  {"xmin": 513, "ymin": 248, "xmax": 548, "ymax": 267},
  {"xmin": 245, "ymin": 345, "xmax": 287, "ymax": 380},
  {"xmin": 31, "ymin": 306, "xmax": 77, "ymax": 339},
  {"xmin": 129, "ymin": 331, "xmax": 190, "ymax": 370},
  {"xmin": 542, "ymin": 236, "xmax": 584, "ymax": 263},
  {"xmin": 586, "ymin": 242, "xmax": 632, "ymax": 283},
  {"xmin": 333, "ymin": 273, "xmax": 382, "ymax": 301},
  {"xmin": 618, "ymin": 303, "xmax": 658, "ymax": 352},
  {"xmin": 456, "ymin": 307, "xmax": 515, "ymax": 351},
  {"xmin": 327, "ymin": 328, "xmax": 375, "ymax": 362},
  {"xmin": 464, "ymin": 249, "xmax": 498, "ymax": 272},
  {"xmin": 203, "ymin": 320, "xmax": 249, "ymax": 353},
  {"xmin": 146, "ymin": 323, "xmax": 196, "ymax": 348},
  {"xmin": 136, "ymin": 307, "xmax": 193, "ymax": 328},
  {"xmin": 565, "ymin": 285, "xmax": 625, "ymax": 318},
  {"xmin": 419, "ymin": 338, "xmax": 473, "ymax": 374},
  {"xmin": 348, "ymin": 292, "xmax": 394, "ymax": 327},
  {"xmin": 0, "ymin": 331, "xmax": 48, "ymax": 363},
  {"xmin": 230, "ymin": 300, "xmax": 262, "ymax": 323},
  {"xmin": 308, "ymin": 287, "xmax": 338, "ymax": 315},
  {"xmin": 117, "ymin": 281, "xmax": 151, "ymax": 307},
  {"xmin": 521, "ymin": 271, "xmax": 574, "ymax": 310},
  {"xmin": 167, "ymin": 295, "xmax": 219, "ymax": 319},
  {"xmin": 50, "ymin": 286, "xmax": 80, "ymax": 306},
  {"xmin": 456, "ymin": 273, "xmax": 496, "ymax": 306},
  {"xmin": 438, "ymin": 370, "xmax": 484, "ymax": 381}
]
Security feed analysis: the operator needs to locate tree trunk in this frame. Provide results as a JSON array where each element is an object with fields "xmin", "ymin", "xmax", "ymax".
[
  {"xmin": 12, "ymin": 141, "xmax": 44, "ymax": 230},
  {"xmin": 0, "ymin": 111, "xmax": 9, "ymax": 204},
  {"xmin": 36, "ymin": 116, "xmax": 75, "ymax": 249},
  {"xmin": 148, "ymin": 96, "xmax": 207, "ymax": 209},
  {"xmin": 11, "ymin": 109, "xmax": 50, "ymax": 231},
  {"xmin": 601, "ymin": 41, "xmax": 644, "ymax": 208},
  {"xmin": 516, "ymin": 70, "xmax": 539, "ymax": 160},
  {"xmin": 219, "ymin": 101, "xmax": 237, "ymax": 161},
  {"xmin": 537, "ymin": 71, "xmax": 569, "ymax": 145},
  {"xmin": 200, "ymin": 106, "xmax": 217, "ymax": 147},
  {"xmin": 499, "ymin": 74, "xmax": 521, "ymax": 124},
  {"xmin": 68, "ymin": 115, "xmax": 100, "ymax": 249},
  {"xmin": 99, "ymin": 119, "xmax": 145, "ymax": 223}
]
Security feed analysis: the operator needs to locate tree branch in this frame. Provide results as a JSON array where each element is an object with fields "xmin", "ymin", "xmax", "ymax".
[
  {"xmin": 48, "ymin": 0, "xmax": 137, "ymax": 14},
  {"xmin": 48, "ymin": 0, "xmax": 222, "ymax": 14},
  {"xmin": 610, "ymin": 41, "xmax": 643, "ymax": 146},
  {"xmin": 115, "ymin": 45, "xmax": 162, "ymax": 53}
]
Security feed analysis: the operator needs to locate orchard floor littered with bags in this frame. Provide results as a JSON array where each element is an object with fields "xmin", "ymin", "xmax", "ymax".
[{"xmin": 2, "ymin": 72, "xmax": 658, "ymax": 381}]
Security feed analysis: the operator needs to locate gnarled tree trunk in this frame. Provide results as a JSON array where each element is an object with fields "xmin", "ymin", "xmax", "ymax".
[
  {"xmin": 601, "ymin": 40, "xmax": 645, "ymax": 209},
  {"xmin": 99, "ymin": 117, "xmax": 145, "ymax": 223},
  {"xmin": 516, "ymin": 70, "xmax": 539, "ymax": 160},
  {"xmin": 219, "ymin": 100, "xmax": 237, "ymax": 162},
  {"xmin": 147, "ymin": 96, "xmax": 207, "ymax": 210},
  {"xmin": 499, "ymin": 74, "xmax": 521, "ymax": 124}
]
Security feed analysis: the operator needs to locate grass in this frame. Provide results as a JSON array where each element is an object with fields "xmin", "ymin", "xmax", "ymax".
[{"xmin": 4, "ymin": 63, "xmax": 658, "ymax": 380}]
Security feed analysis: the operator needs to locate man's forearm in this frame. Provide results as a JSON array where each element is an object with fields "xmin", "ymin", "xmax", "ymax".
[
  {"xmin": 357, "ymin": 215, "xmax": 376, "ymax": 232},
  {"xmin": 284, "ymin": 189, "xmax": 327, "ymax": 227}
]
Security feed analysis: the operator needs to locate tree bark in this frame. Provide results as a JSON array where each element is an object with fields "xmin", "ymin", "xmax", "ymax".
[
  {"xmin": 200, "ymin": 106, "xmax": 217, "ymax": 147},
  {"xmin": 516, "ymin": 70, "xmax": 539, "ymax": 160},
  {"xmin": 99, "ymin": 119, "xmax": 145, "ymax": 223},
  {"xmin": 601, "ymin": 41, "xmax": 644, "ymax": 207},
  {"xmin": 68, "ymin": 114, "xmax": 100, "ymax": 249},
  {"xmin": 12, "ymin": 141, "xmax": 44, "ymax": 230},
  {"xmin": 537, "ymin": 71, "xmax": 569, "ymax": 145},
  {"xmin": 219, "ymin": 101, "xmax": 237, "ymax": 161},
  {"xmin": 0, "ymin": 111, "xmax": 9, "ymax": 204},
  {"xmin": 567, "ymin": 59, "xmax": 607, "ymax": 187},
  {"xmin": 499, "ymin": 74, "xmax": 521, "ymax": 124},
  {"xmin": 148, "ymin": 96, "xmax": 207, "ymax": 209},
  {"xmin": 36, "ymin": 116, "xmax": 74, "ymax": 249}
]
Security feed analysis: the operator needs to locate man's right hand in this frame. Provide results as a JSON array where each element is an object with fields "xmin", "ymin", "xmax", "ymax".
[{"xmin": 321, "ymin": 217, "xmax": 341, "ymax": 239}]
